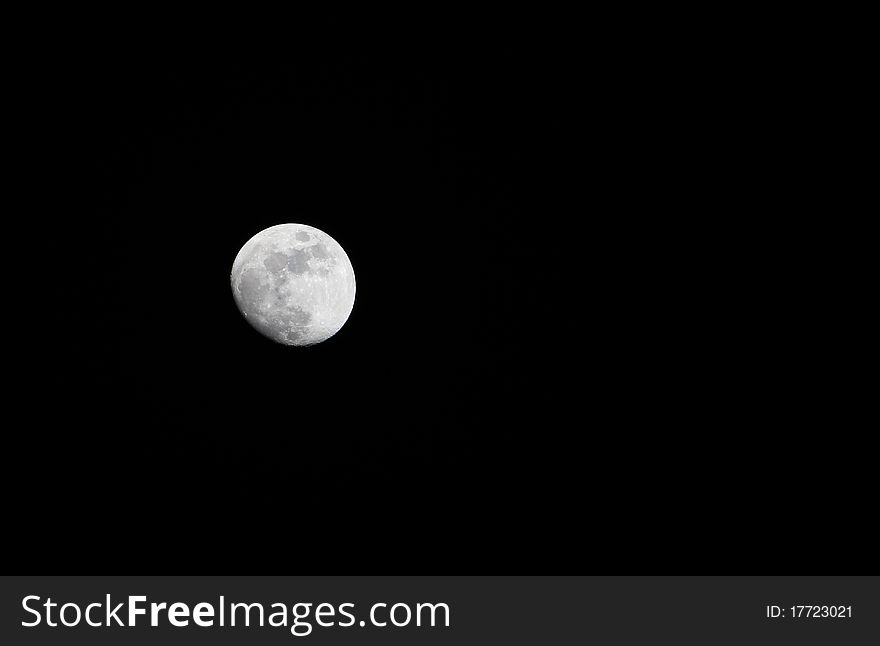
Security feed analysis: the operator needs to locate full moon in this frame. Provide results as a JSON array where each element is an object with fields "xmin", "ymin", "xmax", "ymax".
[{"xmin": 230, "ymin": 223, "xmax": 356, "ymax": 346}]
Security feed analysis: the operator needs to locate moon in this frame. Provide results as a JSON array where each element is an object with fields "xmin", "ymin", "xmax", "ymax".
[{"xmin": 230, "ymin": 223, "xmax": 356, "ymax": 346}]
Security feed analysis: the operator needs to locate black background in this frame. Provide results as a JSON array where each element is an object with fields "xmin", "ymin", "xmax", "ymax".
[{"xmin": 12, "ymin": 21, "xmax": 874, "ymax": 572}]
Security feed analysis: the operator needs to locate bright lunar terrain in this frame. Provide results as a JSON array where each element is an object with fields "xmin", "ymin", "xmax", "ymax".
[{"xmin": 230, "ymin": 223, "xmax": 356, "ymax": 346}]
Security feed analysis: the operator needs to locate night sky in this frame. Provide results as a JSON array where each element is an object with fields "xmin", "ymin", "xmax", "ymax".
[{"xmin": 17, "ymin": 30, "xmax": 870, "ymax": 572}]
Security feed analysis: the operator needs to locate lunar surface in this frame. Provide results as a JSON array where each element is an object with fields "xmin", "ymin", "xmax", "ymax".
[{"xmin": 230, "ymin": 223, "xmax": 356, "ymax": 346}]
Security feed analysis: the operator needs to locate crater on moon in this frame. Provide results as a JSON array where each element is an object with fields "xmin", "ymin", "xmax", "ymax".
[{"xmin": 230, "ymin": 223, "xmax": 356, "ymax": 346}]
